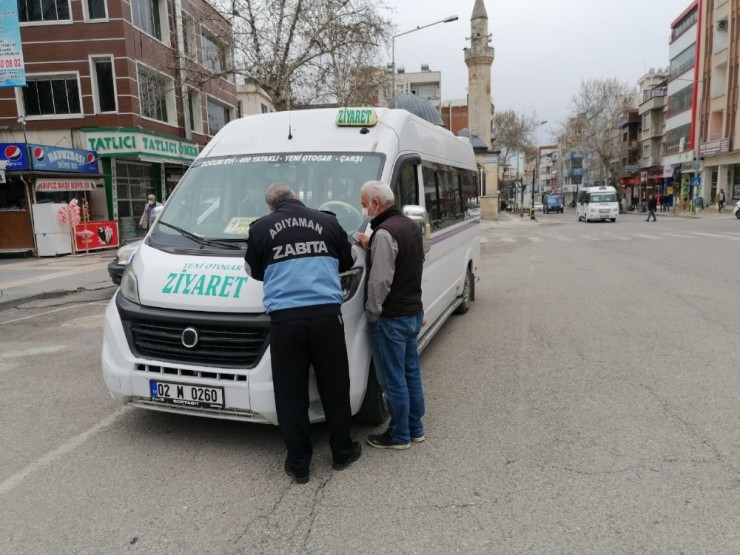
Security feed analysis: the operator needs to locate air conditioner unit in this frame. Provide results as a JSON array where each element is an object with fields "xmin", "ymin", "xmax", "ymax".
[{"xmin": 718, "ymin": 20, "xmax": 728, "ymax": 31}]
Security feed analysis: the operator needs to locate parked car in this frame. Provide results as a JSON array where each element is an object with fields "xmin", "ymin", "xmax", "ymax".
[
  {"xmin": 734, "ymin": 200, "xmax": 740, "ymax": 219},
  {"xmin": 533, "ymin": 201, "xmax": 544, "ymax": 212},
  {"xmin": 108, "ymin": 240, "xmax": 142, "ymax": 285},
  {"xmin": 543, "ymin": 193, "xmax": 564, "ymax": 213}
]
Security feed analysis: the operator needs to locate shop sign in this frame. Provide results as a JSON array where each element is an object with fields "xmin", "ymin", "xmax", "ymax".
[
  {"xmin": 29, "ymin": 144, "xmax": 98, "ymax": 173},
  {"xmin": 36, "ymin": 179, "xmax": 97, "ymax": 192},
  {"xmin": 74, "ymin": 221, "xmax": 119, "ymax": 251},
  {"xmin": 699, "ymin": 138, "xmax": 729, "ymax": 157},
  {"xmin": 0, "ymin": 142, "xmax": 29, "ymax": 169},
  {"xmin": 83, "ymin": 129, "xmax": 199, "ymax": 162},
  {"xmin": 0, "ymin": 0, "xmax": 26, "ymax": 88}
]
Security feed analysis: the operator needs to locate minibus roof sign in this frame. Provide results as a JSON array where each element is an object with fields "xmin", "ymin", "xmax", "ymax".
[{"xmin": 336, "ymin": 108, "xmax": 378, "ymax": 127}]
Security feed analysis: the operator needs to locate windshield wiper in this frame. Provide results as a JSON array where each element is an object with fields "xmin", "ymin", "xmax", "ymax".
[{"xmin": 158, "ymin": 220, "xmax": 242, "ymax": 250}]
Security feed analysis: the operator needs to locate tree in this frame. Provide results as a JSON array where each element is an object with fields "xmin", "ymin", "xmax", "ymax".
[
  {"xmin": 492, "ymin": 110, "xmax": 541, "ymax": 205},
  {"xmin": 224, "ymin": 0, "xmax": 393, "ymax": 110},
  {"xmin": 570, "ymin": 78, "xmax": 638, "ymax": 186}
]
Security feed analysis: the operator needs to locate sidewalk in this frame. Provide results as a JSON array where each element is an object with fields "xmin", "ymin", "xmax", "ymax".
[{"xmin": 0, "ymin": 249, "xmax": 118, "ymax": 311}]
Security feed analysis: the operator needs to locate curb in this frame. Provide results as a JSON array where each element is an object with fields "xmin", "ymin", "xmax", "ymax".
[{"xmin": 0, "ymin": 285, "xmax": 117, "ymax": 312}]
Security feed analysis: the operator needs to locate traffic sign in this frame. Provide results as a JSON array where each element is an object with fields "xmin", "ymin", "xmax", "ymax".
[{"xmin": 691, "ymin": 177, "xmax": 701, "ymax": 186}]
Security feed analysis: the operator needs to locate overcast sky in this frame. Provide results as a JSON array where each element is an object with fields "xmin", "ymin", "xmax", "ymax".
[{"xmin": 385, "ymin": 0, "xmax": 690, "ymax": 138}]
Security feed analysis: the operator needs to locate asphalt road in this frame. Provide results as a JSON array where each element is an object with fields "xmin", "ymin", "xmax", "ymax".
[{"xmin": 1, "ymin": 211, "xmax": 738, "ymax": 554}]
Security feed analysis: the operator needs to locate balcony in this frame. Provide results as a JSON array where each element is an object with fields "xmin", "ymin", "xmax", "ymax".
[
  {"xmin": 640, "ymin": 93, "xmax": 666, "ymax": 112},
  {"xmin": 641, "ymin": 156, "xmax": 660, "ymax": 168}
]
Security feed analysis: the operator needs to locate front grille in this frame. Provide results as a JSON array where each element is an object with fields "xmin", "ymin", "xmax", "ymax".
[{"xmin": 117, "ymin": 293, "xmax": 270, "ymax": 369}]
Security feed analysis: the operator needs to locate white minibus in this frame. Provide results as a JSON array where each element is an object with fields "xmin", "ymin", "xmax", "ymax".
[
  {"xmin": 101, "ymin": 107, "xmax": 480, "ymax": 425},
  {"xmin": 576, "ymin": 185, "xmax": 619, "ymax": 222}
]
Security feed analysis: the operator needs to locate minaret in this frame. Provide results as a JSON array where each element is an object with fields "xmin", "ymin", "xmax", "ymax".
[{"xmin": 465, "ymin": 0, "xmax": 495, "ymax": 150}]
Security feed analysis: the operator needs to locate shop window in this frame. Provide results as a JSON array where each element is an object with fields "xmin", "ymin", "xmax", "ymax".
[
  {"xmin": 138, "ymin": 65, "xmax": 172, "ymax": 123},
  {"xmin": 19, "ymin": 0, "xmax": 70, "ymax": 22},
  {"xmin": 207, "ymin": 99, "xmax": 231, "ymax": 136},
  {"xmin": 92, "ymin": 57, "xmax": 117, "ymax": 113},
  {"xmin": 201, "ymin": 33, "xmax": 226, "ymax": 74},
  {"xmin": 733, "ymin": 166, "xmax": 740, "ymax": 199},
  {"xmin": 131, "ymin": 0, "xmax": 162, "ymax": 40},
  {"xmin": 116, "ymin": 161, "xmax": 155, "ymax": 223},
  {"xmin": 22, "ymin": 74, "xmax": 81, "ymax": 117},
  {"xmin": 86, "ymin": 0, "xmax": 107, "ymax": 19}
]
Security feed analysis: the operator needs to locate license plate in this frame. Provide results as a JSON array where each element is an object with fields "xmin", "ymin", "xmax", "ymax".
[{"xmin": 150, "ymin": 380, "xmax": 224, "ymax": 409}]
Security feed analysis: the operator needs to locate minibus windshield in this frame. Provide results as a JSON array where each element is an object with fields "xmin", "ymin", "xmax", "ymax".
[
  {"xmin": 151, "ymin": 152, "xmax": 384, "ymax": 250},
  {"xmin": 590, "ymin": 193, "xmax": 617, "ymax": 203}
]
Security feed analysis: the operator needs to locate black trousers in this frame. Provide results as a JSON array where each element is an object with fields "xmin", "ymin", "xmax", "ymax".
[{"xmin": 270, "ymin": 313, "xmax": 353, "ymax": 471}]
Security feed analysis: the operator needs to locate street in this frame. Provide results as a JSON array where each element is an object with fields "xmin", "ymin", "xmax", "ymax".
[{"xmin": 1, "ymin": 211, "xmax": 738, "ymax": 554}]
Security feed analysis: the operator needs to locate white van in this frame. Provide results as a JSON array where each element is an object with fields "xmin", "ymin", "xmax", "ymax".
[
  {"xmin": 101, "ymin": 107, "xmax": 480, "ymax": 425},
  {"xmin": 577, "ymin": 185, "xmax": 619, "ymax": 222}
]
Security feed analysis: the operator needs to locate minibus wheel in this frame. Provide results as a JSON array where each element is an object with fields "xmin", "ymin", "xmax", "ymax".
[
  {"xmin": 454, "ymin": 268, "xmax": 473, "ymax": 315},
  {"xmin": 355, "ymin": 362, "xmax": 388, "ymax": 425}
]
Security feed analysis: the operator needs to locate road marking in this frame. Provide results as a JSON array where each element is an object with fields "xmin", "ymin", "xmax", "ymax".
[
  {"xmin": 480, "ymin": 237, "xmax": 489, "ymax": 244},
  {"xmin": 631, "ymin": 234, "xmax": 660, "ymax": 240},
  {"xmin": 1, "ymin": 345, "xmax": 68, "ymax": 359},
  {"xmin": 0, "ymin": 406, "xmax": 130, "ymax": 496},
  {"xmin": 525, "ymin": 236, "xmax": 543, "ymax": 243},
  {"xmin": 550, "ymin": 235, "xmax": 573, "ymax": 242},
  {"xmin": 690, "ymin": 231, "xmax": 733, "ymax": 239},
  {"xmin": 495, "ymin": 237, "xmax": 516, "ymax": 243},
  {"xmin": 0, "ymin": 301, "xmax": 108, "ymax": 326},
  {"xmin": 659, "ymin": 232, "xmax": 697, "ymax": 239},
  {"xmin": 600, "ymin": 233, "xmax": 631, "ymax": 241},
  {"xmin": 0, "ymin": 262, "xmax": 108, "ymax": 290},
  {"xmin": 579, "ymin": 235, "xmax": 600, "ymax": 241}
]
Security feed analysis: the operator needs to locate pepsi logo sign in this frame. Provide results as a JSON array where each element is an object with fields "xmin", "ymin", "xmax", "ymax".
[
  {"xmin": 86, "ymin": 152, "xmax": 96, "ymax": 165},
  {"xmin": 33, "ymin": 146, "xmax": 45, "ymax": 161},
  {"xmin": 4, "ymin": 145, "xmax": 22, "ymax": 161}
]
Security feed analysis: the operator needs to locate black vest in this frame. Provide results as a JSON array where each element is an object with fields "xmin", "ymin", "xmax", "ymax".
[{"xmin": 367, "ymin": 207, "xmax": 424, "ymax": 318}]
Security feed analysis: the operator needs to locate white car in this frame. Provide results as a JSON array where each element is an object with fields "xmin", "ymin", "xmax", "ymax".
[
  {"xmin": 533, "ymin": 202, "xmax": 544, "ymax": 212},
  {"xmin": 734, "ymin": 200, "xmax": 740, "ymax": 219}
]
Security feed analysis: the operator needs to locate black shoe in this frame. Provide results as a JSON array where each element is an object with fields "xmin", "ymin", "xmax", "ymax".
[
  {"xmin": 333, "ymin": 441, "xmax": 362, "ymax": 471},
  {"xmin": 284, "ymin": 461, "xmax": 309, "ymax": 485},
  {"xmin": 367, "ymin": 431, "xmax": 410, "ymax": 450}
]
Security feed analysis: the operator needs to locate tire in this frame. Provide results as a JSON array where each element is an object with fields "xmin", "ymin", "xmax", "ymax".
[
  {"xmin": 610, "ymin": 218, "xmax": 616, "ymax": 222},
  {"xmin": 736, "ymin": 210, "xmax": 740, "ymax": 220},
  {"xmin": 454, "ymin": 267, "xmax": 473, "ymax": 315},
  {"xmin": 354, "ymin": 362, "xmax": 387, "ymax": 425}
]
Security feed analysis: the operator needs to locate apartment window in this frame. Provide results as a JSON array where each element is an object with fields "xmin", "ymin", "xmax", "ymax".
[
  {"xmin": 667, "ymin": 85, "xmax": 693, "ymax": 117},
  {"xmin": 670, "ymin": 46, "xmax": 695, "ymax": 78},
  {"xmin": 671, "ymin": 10, "xmax": 697, "ymax": 41},
  {"xmin": 86, "ymin": 0, "xmax": 107, "ymax": 19},
  {"xmin": 131, "ymin": 0, "xmax": 161, "ymax": 39},
  {"xmin": 181, "ymin": 14, "xmax": 195, "ymax": 56},
  {"xmin": 207, "ymin": 99, "xmax": 230, "ymax": 135},
  {"xmin": 19, "ymin": 0, "xmax": 70, "ymax": 22},
  {"xmin": 665, "ymin": 124, "xmax": 691, "ymax": 154},
  {"xmin": 138, "ymin": 66, "xmax": 170, "ymax": 122},
  {"xmin": 188, "ymin": 90, "xmax": 203, "ymax": 134},
  {"xmin": 201, "ymin": 33, "xmax": 225, "ymax": 74},
  {"xmin": 92, "ymin": 57, "xmax": 116, "ymax": 112},
  {"xmin": 22, "ymin": 74, "xmax": 81, "ymax": 116}
]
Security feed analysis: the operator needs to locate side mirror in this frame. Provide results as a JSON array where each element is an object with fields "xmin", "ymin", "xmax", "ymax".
[{"xmin": 402, "ymin": 205, "xmax": 431, "ymax": 254}]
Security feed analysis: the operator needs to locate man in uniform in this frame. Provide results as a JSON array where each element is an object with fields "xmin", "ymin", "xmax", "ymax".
[{"xmin": 245, "ymin": 183, "xmax": 361, "ymax": 484}]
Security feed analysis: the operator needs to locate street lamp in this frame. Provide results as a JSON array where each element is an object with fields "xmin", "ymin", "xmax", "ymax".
[
  {"xmin": 530, "ymin": 120, "xmax": 547, "ymax": 220},
  {"xmin": 391, "ymin": 15, "xmax": 458, "ymax": 107}
]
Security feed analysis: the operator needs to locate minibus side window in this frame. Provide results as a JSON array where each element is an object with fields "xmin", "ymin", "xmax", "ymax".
[
  {"xmin": 395, "ymin": 163, "xmax": 419, "ymax": 206},
  {"xmin": 422, "ymin": 165, "xmax": 440, "ymax": 228},
  {"xmin": 437, "ymin": 168, "xmax": 462, "ymax": 230},
  {"xmin": 461, "ymin": 171, "xmax": 478, "ymax": 219}
]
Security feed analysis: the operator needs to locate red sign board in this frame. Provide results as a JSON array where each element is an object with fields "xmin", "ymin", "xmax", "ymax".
[{"xmin": 74, "ymin": 221, "xmax": 119, "ymax": 251}]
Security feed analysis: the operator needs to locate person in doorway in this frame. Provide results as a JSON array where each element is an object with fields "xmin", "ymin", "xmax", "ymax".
[
  {"xmin": 646, "ymin": 194, "xmax": 657, "ymax": 222},
  {"xmin": 718, "ymin": 189, "xmax": 725, "ymax": 213},
  {"xmin": 139, "ymin": 194, "xmax": 162, "ymax": 229},
  {"xmin": 244, "ymin": 183, "xmax": 361, "ymax": 485},
  {"xmin": 357, "ymin": 180, "xmax": 426, "ymax": 450}
]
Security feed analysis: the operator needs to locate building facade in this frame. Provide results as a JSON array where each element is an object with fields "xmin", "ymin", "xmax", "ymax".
[
  {"xmin": 637, "ymin": 68, "xmax": 669, "ymax": 208},
  {"xmin": 663, "ymin": 1, "xmax": 700, "ymax": 208},
  {"xmin": 698, "ymin": 0, "xmax": 739, "ymax": 202},
  {"xmin": 0, "ymin": 0, "xmax": 237, "ymax": 252}
]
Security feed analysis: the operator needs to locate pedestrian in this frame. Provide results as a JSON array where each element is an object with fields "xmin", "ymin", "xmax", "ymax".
[
  {"xmin": 718, "ymin": 189, "xmax": 725, "ymax": 213},
  {"xmin": 646, "ymin": 194, "xmax": 657, "ymax": 222},
  {"xmin": 357, "ymin": 180, "xmax": 426, "ymax": 450},
  {"xmin": 244, "ymin": 182, "xmax": 361, "ymax": 484},
  {"xmin": 138, "ymin": 194, "xmax": 162, "ymax": 229}
]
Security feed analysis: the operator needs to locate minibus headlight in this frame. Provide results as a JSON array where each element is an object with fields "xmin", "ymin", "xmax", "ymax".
[
  {"xmin": 340, "ymin": 268, "xmax": 363, "ymax": 302},
  {"xmin": 120, "ymin": 265, "xmax": 140, "ymax": 304}
]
